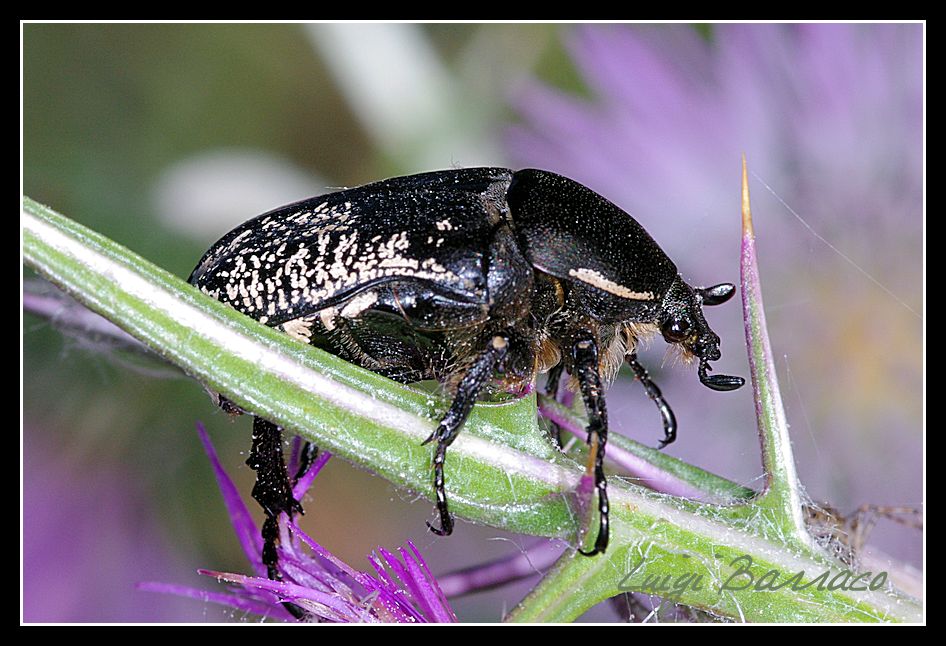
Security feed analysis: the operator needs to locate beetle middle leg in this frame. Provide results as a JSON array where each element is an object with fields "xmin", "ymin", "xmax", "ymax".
[
  {"xmin": 422, "ymin": 334, "xmax": 510, "ymax": 536},
  {"xmin": 571, "ymin": 333, "xmax": 610, "ymax": 556}
]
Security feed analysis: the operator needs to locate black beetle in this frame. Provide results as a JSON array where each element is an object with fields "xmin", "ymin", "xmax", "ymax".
[{"xmin": 189, "ymin": 167, "xmax": 743, "ymax": 581}]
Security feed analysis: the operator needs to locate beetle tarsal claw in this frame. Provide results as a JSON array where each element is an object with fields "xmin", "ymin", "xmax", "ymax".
[{"xmin": 426, "ymin": 518, "xmax": 453, "ymax": 536}]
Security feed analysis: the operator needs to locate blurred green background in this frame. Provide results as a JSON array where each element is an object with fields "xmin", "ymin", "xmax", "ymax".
[{"xmin": 23, "ymin": 23, "xmax": 922, "ymax": 622}]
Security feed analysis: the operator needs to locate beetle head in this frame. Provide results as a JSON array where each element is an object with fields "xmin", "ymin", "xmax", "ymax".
[{"xmin": 660, "ymin": 277, "xmax": 744, "ymax": 392}]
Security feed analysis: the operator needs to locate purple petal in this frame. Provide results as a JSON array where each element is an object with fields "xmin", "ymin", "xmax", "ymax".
[
  {"xmin": 287, "ymin": 520, "xmax": 365, "ymax": 584},
  {"xmin": 138, "ymin": 580, "xmax": 293, "ymax": 620},
  {"xmin": 364, "ymin": 552, "xmax": 427, "ymax": 623},
  {"xmin": 366, "ymin": 552, "xmax": 399, "ymax": 592},
  {"xmin": 397, "ymin": 543, "xmax": 457, "ymax": 623},
  {"xmin": 196, "ymin": 422, "xmax": 265, "ymax": 577},
  {"xmin": 199, "ymin": 570, "xmax": 372, "ymax": 623},
  {"xmin": 376, "ymin": 545, "xmax": 448, "ymax": 623},
  {"xmin": 405, "ymin": 542, "xmax": 457, "ymax": 620},
  {"xmin": 292, "ymin": 450, "xmax": 332, "ymax": 502},
  {"xmin": 284, "ymin": 519, "xmax": 422, "ymax": 623},
  {"xmin": 180, "ymin": 428, "xmax": 455, "ymax": 622}
]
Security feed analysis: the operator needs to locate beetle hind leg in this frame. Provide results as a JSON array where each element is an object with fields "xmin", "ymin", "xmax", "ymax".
[
  {"xmin": 246, "ymin": 417, "xmax": 310, "ymax": 619},
  {"xmin": 422, "ymin": 334, "xmax": 510, "ymax": 536},
  {"xmin": 246, "ymin": 417, "xmax": 302, "ymax": 564}
]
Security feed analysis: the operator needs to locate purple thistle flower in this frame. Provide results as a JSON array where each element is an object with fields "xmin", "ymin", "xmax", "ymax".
[{"xmin": 140, "ymin": 423, "xmax": 457, "ymax": 623}]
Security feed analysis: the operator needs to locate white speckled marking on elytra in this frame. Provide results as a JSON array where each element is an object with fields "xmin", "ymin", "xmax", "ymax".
[
  {"xmin": 568, "ymin": 267, "xmax": 654, "ymax": 301},
  {"xmin": 207, "ymin": 206, "xmax": 465, "ymax": 320}
]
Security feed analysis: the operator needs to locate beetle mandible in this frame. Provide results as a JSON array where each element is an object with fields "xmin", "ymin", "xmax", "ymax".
[{"xmin": 189, "ymin": 167, "xmax": 744, "ymax": 579}]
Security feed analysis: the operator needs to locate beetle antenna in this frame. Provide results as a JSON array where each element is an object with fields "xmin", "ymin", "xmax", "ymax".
[
  {"xmin": 698, "ymin": 360, "xmax": 745, "ymax": 391},
  {"xmin": 697, "ymin": 283, "xmax": 736, "ymax": 306}
]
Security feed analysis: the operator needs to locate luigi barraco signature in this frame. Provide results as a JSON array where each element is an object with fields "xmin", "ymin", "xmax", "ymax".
[{"xmin": 618, "ymin": 554, "xmax": 888, "ymax": 597}]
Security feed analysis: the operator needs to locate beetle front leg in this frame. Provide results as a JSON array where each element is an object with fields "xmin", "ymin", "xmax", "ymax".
[
  {"xmin": 571, "ymin": 334, "xmax": 609, "ymax": 556},
  {"xmin": 626, "ymin": 352, "xmax": 677, "ymax": 449},
  {"xmin": 422, "ymin": 335, "xmax": 509, "ymax": 536}
]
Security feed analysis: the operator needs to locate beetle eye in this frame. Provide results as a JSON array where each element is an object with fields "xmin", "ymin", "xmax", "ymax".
[{"xmin": 662, "ymin": 319, "xmax": 691, "ymax": 343}]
